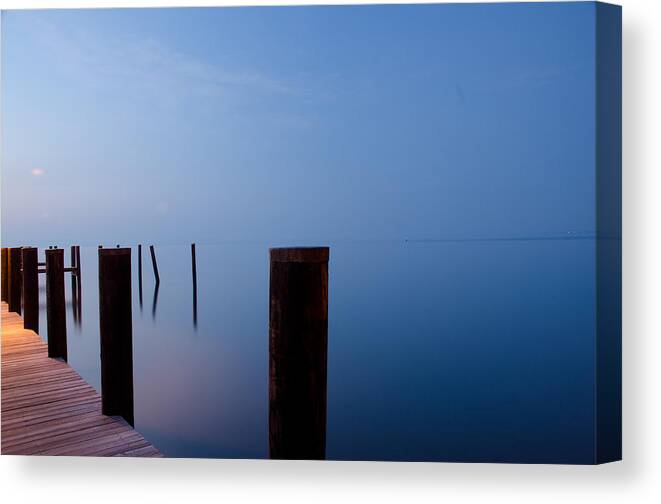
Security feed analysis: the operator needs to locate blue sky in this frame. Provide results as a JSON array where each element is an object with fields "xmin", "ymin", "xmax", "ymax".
[{"xmin": 1, "ymin": 3, "xmax": 596, "ymax": 247}]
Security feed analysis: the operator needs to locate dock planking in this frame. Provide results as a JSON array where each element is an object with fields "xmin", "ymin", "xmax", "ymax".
[{"xmin": 1, "ymin": 302, "xmax": 162, "ymax": 457}]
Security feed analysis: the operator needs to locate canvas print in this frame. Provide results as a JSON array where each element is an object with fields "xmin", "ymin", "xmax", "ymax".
[{"xmin": 0, "ymin": 2, "xmax": 621, "ymax": 464}]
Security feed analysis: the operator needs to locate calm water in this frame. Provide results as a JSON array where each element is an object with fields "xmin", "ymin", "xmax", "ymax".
[{"xmin": 36, "ymin": 240, "xmax": 597, "ymax": 463}]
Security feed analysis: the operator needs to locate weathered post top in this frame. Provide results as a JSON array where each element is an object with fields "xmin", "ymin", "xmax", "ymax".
[
  {"xmin": 269, "ymin": 247, "xmax": 329, "ymax": 263},
  {"xmin": 98, "ymin": 247, "xmax": 131, "ymax": 256}
]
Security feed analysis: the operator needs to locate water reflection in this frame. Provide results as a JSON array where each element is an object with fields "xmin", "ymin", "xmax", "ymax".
[
  {"xmin": 34, "ymin": 240, "xmax": 604, "ymax": 463},
  {"xmin": 152, "ymin": 281, "xmax": 160, "ymax": 320},
  {"xmin": 70, "ymin": 276, "xmax": 80, "ymax": 326},
  {"xmin": 193, "ymin": 285, "xmax": 198, "ymax": 329},
  {"xmin": 69, "ymin": 246, "xmax": 82, "ymax": 327}
]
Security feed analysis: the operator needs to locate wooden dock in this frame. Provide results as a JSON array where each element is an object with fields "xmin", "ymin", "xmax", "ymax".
[{"xmin": 1, "ymin": 302, "xmax": 162, "ymax": 457}]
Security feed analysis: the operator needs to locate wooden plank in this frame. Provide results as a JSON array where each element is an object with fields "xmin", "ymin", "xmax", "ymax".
[
  {"xmin": 1, "ymin": 303, "xmax": 162, "ymax": 457},
  {"xmin": 2, "ymin": 415, "xmax": 118, "ymax": 449},
  {"xmin": 10, "ymin": 419, "xmax": 129, "ymax": 454},
  {"xmin": 1, "ymin": 397, "xmax": 102, "ymax": 423},
  {"xmin": 2, "ymin": 402, "xmax": 101, "ymax": 431}
]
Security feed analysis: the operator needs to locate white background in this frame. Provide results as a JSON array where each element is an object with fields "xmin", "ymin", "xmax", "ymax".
[{"xmin": 0, "ymin": 0, "xmax": 658, "ymax": 502}]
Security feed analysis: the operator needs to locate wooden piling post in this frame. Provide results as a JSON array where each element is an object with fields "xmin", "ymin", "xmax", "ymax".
[
  {"xmin": 98, "ymin": 247, "xmax": 134, "ymax": 426},
  {"xmin": 45, "ymin": 248, "xmax": 67, "ymax": 360},
  {"xmin": 191, "ymin": 243, "xmax": 197, "ymax": 327},
  {"xmin": 149, "ymin": 245, "xmax": 160, "ymax": 284},
  {"xmin": 268, "ymin": 247, "xmax": 329, "ymax": 460},
  {"xmin": 8, "ymin": 247, "xmax": 23, "ymax": 314},
  {"xmin": 70, "ymin": 246, "xmax": 78, "ymax": 324},
  {"xmin": 138, "ymin": 244, "xmax": 143, "ymax": 308},
  {"xmin": 75, "ymin": 246, "xmax": 82, "ymax": 323},
  {"xmin": 191, "ymin": 243, "xmax": 197, "ymax": 287},
  {"xmin": 22, "ymin": 247, "xmax": 39, "ymax": 333},
  {"xmin": 1, "ymin": 248, "xmax": 8, "ymax": 302}
]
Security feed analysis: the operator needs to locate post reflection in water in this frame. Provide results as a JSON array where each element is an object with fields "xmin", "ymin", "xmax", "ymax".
[
  {"xmin": 70, "ymin": 274, "xmax": 78, "ymax": 325},
  {"xmin": 193, "ymin": 284, "xmax": 198, "ymax": 329},
  {"xmin": 152, "ymin": 281, "xmax": 160, "ymax": 320},
  {"xmin": 69, "ymin": 247, "xmax": 82, "ymax": 328},
  {"xmin": 76, "ymin": 274, "xmax": 82, "ymax": 325}
]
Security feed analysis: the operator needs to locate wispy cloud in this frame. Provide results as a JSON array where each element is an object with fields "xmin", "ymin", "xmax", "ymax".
[
  {"xmin": 32, "ymin": 17, "xmax": 294, "ymax": 109},
  {"xmin": 30, "ymin": 168, "xmax": 45, "ymax": 176}
]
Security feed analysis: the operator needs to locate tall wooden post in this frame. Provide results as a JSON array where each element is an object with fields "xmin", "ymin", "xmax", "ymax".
[
  {"xmin": 98, "ymin": 247, "xmax": 134, "ymax": 426},
  {"xmin": 1, "ymin": 248, "xmax": 8, "ymax": 302},
  {"xmin": 70, "ymin": 245, "xmax": 77, "ymax": 270},
  {"xmin": 191, "ymin": 243, "xmax": 197, "ymax": 287},
  {"xmin": 269, "ymin": 247, "xmax": 329, "ymax": 460},
  {"xmin": 76, "ymin": 246, "xmax": 81, "ymax": 276},
  {"xmin": 22, "ymin": 247, "xmax": 39, "ymax": 333},
  {"xmin": 70, "ymin": 246, "xmax": 78, "ymax": 324},
  {"xmin": 45, "ymin": 248, "xmax": 67, "ymax": 360},
  {"xmin": 138, "ymin": 244, "xmax": 143, "ymax": 309},
  {"xmin": 8, "ymin": 247, "xmax": 23, "ymax": 314},
  {"xmin": 75, "ymin": 246, "xmax": 82, "ymax": 323},
  {"xmin": 191, "ymin": 243, "xmax": 197, "ymax": 328},
  {"xmin": 149, "ymin": 245, "xmax": 160, "ymax": 284}
]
